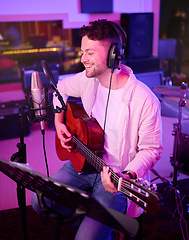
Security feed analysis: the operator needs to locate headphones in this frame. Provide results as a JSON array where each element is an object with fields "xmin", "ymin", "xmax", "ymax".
[{"xmin": 106, "ymin": 21, "xmax": 127, "ymax": 71}]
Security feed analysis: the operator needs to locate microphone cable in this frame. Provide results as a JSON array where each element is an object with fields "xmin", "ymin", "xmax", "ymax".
[
  {"xmin": 41, "ymin": 88, "xmax": 51, "ymax": 178},
  {"xmin": 28, "ymin": 87, "xmax": 51, "ymax": 179},
  {"xmin": 40, "ymin": 92, "xmax": 53, "ymax": 208},
  {"xmin": 41, "ymin": 129, "xmax": 50, "ymax": 178}
]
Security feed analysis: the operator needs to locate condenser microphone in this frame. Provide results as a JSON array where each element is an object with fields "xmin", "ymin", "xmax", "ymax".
[{"xmin": 31, "ymin": 71, "xmax": 46, "ymax": 132}]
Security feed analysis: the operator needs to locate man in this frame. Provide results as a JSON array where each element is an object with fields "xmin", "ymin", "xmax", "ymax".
[{"xmin": 32, "ymin": 19, "xmax": 163, "ymax": 240}]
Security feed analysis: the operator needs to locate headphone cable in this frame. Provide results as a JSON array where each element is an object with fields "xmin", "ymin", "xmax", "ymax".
[{"xmin": 101, "ymin": 69, "xmax": 114, "ymax": 154}]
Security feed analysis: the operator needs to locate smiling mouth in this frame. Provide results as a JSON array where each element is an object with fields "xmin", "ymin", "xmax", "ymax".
[
  {"xmin": 83, "ymin": 62, "xmax": 93, "ymax": 69},
  {"xmin": 85, "ymin": 65, "xmax": 92, "ymax": 69}
]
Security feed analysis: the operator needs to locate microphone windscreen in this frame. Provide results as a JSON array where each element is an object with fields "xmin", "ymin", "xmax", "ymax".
[{"xmin": 31, "ymin": 71, "xmax": 46, "ymax": 117}]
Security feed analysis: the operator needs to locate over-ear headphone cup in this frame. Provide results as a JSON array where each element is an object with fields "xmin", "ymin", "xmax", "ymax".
[
  {"xmin": 106, "ymin": 21, "xmax": 127, "ymax": 70},
  {"xmin": 107, "ymin": 43, "xmax": 120, "ymax": 69}
]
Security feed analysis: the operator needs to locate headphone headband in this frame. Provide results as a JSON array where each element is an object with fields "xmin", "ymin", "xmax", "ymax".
[
  {"xmin": 107, "ymin": 21, "xmax": 127, "ymax": 52},
  {"xmin": 106, "ymin": 21, "xmax": 127, "ymax": 70}
]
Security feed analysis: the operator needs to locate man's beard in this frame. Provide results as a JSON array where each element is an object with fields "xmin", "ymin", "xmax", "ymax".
[{"xmin": 84, "ymin": 64, "xmax": 108, "ymax": 78}]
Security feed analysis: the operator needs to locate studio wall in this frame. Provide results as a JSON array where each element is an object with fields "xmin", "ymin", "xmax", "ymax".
[{"xmin": 0, "ymin": 0, "xmax": 160, "ymax": 56}]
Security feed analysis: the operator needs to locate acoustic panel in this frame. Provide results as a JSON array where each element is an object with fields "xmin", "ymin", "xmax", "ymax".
[
  {"xmin": 121, "ymin": 13, "xmax": 154, "ymax": 59},
  {"xmin": 81, "ymin": 0, "xmax": 113, "ymax": 13},
  {"xmin": 124, "ymin": 56, "xmax": 160, "ymax": 73},
  {"xmin": 135, "ymin": 71, "xmax": 163, "ymax": 98},
  {"xmin": 0, "ymin": 100, "xmax": 30, "ymax": 140}
]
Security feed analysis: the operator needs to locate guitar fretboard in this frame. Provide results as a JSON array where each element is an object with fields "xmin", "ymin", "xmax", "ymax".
[
  {"xmin": 73, "ymin": 135, "xmax": 160, "ymax": 215},
  {"xmin": 74, "ymin": 136, "xmax": 119, "ymax": 188}
]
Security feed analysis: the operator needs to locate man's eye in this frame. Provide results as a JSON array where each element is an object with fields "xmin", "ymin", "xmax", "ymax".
[{"xmin": 88, "ymin": 52, "xmax": 94, "ymax": 55}]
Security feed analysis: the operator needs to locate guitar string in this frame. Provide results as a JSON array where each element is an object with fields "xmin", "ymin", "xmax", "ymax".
[
  {"xmin": 70, "ymin": 129, "xmax": 161, "ymax": 212},
  {"xmin": 72, "ymin": 135, "xmax": 150, "ymax": 196},
  {"xmin": 73, "ymin": 138, "xmax": 148, "ymax": 207},
  {"xmin": 72, "ymin": 135, "xmax": 152, "ymax": 193},
  {"xmin": 72, "ymin": 136, "xmax": 152, "ymax": 207},
  {"xmin": 73, "ymin": 135, "xmax": 119, "ymax": 179}
]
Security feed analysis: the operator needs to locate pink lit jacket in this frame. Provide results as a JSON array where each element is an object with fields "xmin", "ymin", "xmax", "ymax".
[{"xmin": 53, "ymin": 65, "xmax": 163, "ymax": 217}]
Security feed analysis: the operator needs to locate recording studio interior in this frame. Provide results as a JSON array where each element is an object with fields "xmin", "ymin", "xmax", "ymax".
[{"xmin": 0, "ymin": 0, "xmax": 189, "ymax": 240}]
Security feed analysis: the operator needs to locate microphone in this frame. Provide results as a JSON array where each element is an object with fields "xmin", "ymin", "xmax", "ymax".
[{"xmin": 31, "ymin": 71, "xmax": 46, "ymax": 132}]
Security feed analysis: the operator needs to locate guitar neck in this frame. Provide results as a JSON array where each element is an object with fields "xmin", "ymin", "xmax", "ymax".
[
  {"xmin": 74, "ymin": 136, "xmax": 121, "ymax": 189},
  {"xmin": 73, "ymin": 135, "xmax": 160, "ymax": 215},
  {"xmin": 74, "ymin": 136, "xmax": 106, "ymax": 171}
]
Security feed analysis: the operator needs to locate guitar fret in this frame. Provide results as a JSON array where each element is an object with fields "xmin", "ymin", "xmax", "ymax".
[
  {"xmin": 118, "ymin": 177, "xmax": 122, "ymax": 191},
  {"xmin": 74, "ymin": 135, "xmax": 159, "ymax": 213},
  {"xmin": 75, "ymin": 137, "xmax": 104, "ymax": 172},
  {"xmin": 74, "ymin": 136, "xmax": 159, "ymax": 214},
  {"xmin": 111, "ymin": 172, "xmax": 119, "ymax": 189}
]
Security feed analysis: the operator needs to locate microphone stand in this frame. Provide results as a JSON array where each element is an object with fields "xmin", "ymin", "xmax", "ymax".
[
  {"xmin": 11, "ymin": 105, "xmax": 28, "ymax": 240},
  {"xmin": 9, "ymin": 60, "xmax": 66, "ymax": 240},
  {"xmin": 10, "ymin": 93, "xmax": 50, "ymax": 240},
  {"xmin": 170, "ymin": 98, "xmax": 186, "ymax": 213}
]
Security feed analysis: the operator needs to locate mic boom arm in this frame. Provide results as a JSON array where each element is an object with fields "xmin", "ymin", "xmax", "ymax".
[
  {"xmin": 54, "ymin": 89, "xmax": 68, "ymax": 113},
  {"xmin": 41, "ymin": 60, "xmax": 67, "ymax": 113}
]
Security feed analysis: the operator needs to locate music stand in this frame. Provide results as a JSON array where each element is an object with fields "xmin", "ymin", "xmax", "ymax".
[{"xmin": 0, "ymin": 159, "xmax": 139, "ymax": 237}]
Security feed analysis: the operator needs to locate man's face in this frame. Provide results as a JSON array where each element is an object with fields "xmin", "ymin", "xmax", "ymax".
[{"xmin": 81, "ymin": 36, "xmax": 110, "ymax": 78}]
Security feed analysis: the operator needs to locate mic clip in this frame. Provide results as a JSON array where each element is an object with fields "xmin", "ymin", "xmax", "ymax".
[
  {"xmin": 25, "ymin": 91, "xmax": 48, "ymax": 124},
  {"xmin": 53, "ymin": 91, "xmax": 67, "ymax": 113}
]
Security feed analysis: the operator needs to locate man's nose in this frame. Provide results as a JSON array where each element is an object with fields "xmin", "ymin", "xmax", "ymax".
[{"xmin": 81, "ymin": 52, "xmax": 87, "ymax": 63}]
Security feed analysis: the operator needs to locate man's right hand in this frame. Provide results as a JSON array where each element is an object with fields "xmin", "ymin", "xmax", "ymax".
[{"xmin": 55, "ymin": 112, "xmax": 73, "ymax": 151}]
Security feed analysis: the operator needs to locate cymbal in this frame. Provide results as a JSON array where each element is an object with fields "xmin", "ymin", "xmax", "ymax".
[
  {"xmin": 161, "ymin": 98, "xmax": 189, "ymax": 118},
  {"xmin": 153, "ymin": 85, "xmax": 189, "ymax": 99}
]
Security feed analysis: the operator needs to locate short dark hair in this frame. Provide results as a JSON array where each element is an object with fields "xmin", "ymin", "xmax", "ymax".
[{"xmin": 79, "ymin": 19, "xmax": 120, "ymax": 42}]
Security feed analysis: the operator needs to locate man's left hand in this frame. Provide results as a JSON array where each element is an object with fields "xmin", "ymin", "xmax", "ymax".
[{"xmin": 101, "ymin": 166, "xmax": 118, "ymax": 193}]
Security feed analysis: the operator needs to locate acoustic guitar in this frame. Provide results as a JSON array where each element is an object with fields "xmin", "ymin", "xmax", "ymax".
[{"xmin": 55, "ymin": 100, "xmax": 161, "ymax": 215}]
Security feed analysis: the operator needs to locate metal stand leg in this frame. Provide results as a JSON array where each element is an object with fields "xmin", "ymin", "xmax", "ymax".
[
  {"xmin": 11, "ymin": 106, "xmax": 28, "ymax": 240},
  {"xmin": 17, "ymin": 184, "xmax": 27, "ymax": 240},
  {"xmin": 170, "ymin": 98, "xmax": 186, "ymax": 212}
]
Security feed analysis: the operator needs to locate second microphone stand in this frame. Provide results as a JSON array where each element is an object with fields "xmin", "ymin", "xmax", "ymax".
[
  {"xmin": 11, "ymin": 104, "xmax": 28, "ymax": 240},
  {"xmin": 170, "ymin": 98, "xmax": 186, "ymax": 213},
  {"xmin": 10, "ymin": 90, "xmax": 52, "ymax": 240}
]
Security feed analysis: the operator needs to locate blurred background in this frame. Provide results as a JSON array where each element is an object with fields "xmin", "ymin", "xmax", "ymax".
[{"xmin": 0, "ymin": 1, "xmax": 189, "ymax": 239}]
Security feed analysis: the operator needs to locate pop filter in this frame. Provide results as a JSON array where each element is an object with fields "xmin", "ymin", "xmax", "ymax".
[
  {"xmin": 41, "ymin": 60, "xmax": 67, "ymax": 112},
  {"xmin": 41, "ymin": 60, "xmax": 57, "ymax": 91}
]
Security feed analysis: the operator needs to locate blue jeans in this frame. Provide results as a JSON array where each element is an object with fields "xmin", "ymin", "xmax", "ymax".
[{"xmin": 31, "ymin": 161, "xmax": 127, "ymax": 240}]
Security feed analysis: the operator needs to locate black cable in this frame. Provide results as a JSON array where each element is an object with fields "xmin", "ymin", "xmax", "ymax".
[
  {"xmin": 41, "ymin": 129, "xmax": 54, "ymax": 209},
  {"xmin": 101, "ymin": 69, "xmax": 114, "ymax": 152},
  {"xmin": 41, "ymin": 129, "xmax": 50, "ymax": 178}
]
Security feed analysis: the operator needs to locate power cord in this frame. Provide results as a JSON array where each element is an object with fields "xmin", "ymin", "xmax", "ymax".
[
  {"xmin": 174, "ymin": 189, "xmax": 189, "ymax": 240},
  {"xmin": 41, "ymin": 129, "xmax": 50, "ymax": 178}
]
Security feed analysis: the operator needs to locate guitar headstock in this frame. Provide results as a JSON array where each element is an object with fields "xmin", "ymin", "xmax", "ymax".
[{"xmin": 120, "ymin": 178, "xmax": 162, "ymax": 215}]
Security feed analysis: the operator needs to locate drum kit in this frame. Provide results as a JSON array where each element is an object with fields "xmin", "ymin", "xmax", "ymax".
[{"xmin": 153, "ymin": 83, "xmax": 189, "ymax": 205}]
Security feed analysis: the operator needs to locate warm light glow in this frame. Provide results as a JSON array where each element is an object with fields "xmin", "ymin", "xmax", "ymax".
[{"xmin": 2, "ymin": 47, "xmax": 62, "ymax": 55}]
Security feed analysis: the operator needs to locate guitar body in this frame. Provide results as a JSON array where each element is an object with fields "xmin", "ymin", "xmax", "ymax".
[{"xmin": 55, "ymin": 101, "xmax": 104, "ymax": 172}]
